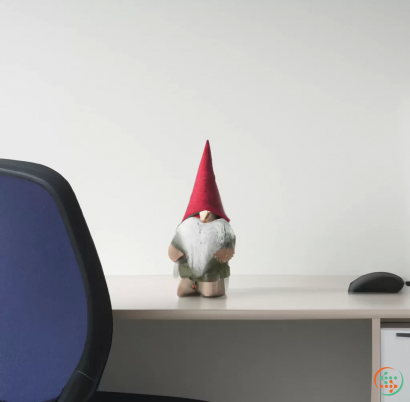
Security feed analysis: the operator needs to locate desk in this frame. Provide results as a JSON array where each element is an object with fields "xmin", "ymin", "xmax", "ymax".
[
  {"xmin": 105, "ymin": 275, "xmax": 410, "ymax": 402},
  {"xmin": 106, "ymin": 275, "xmax": 410, "ymax": 320}
]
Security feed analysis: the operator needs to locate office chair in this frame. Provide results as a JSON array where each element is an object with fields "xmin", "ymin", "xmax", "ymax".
[{"xmin": 0, "ymin": 159, "xmax": 204, "ymax": 402}]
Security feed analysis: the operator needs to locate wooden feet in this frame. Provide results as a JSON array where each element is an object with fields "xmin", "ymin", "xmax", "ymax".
[{"xmin": 177, "ymin": 278, "xmax": 226, "ymax": 298}]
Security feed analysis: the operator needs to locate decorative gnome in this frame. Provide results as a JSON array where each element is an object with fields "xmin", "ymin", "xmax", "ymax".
[{"xmin": 168, "ymin": 140, "xmax": 236, "ymax": 298}]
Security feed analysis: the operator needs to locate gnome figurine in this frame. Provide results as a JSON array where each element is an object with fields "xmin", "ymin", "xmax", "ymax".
[{"xmin": 168, "ymin": 140, "xmax": 236, "ymax": 298}]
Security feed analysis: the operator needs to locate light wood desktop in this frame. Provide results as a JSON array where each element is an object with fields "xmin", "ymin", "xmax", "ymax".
[{"xmin": 106, "ymin": 275, "xmax": 410, "ymax": 402}]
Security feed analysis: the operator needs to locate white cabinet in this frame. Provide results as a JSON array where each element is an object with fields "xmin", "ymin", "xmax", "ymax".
[{"xmin": 381, "ymin": 328, "xmax": 410, "ymax": 401}]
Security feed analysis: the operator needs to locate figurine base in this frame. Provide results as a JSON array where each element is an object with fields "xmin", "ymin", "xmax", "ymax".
[
  {"xmin": 177, "ymin": 278, "xmax": 225, "ymax": 298},
  {"xmin": 198, "ymin": 279, "xmax": 225, "ymax": 297}
]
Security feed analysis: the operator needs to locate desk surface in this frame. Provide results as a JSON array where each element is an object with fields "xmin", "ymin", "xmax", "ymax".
[{"xmin": 105, "ymin": 275, "xmax": 410, "ymax": 320}]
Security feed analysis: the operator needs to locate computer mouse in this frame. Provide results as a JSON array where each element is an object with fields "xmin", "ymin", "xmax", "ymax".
[{"xmin": 348, "ymin": 272, "xmax": 405, "ymax": 293}]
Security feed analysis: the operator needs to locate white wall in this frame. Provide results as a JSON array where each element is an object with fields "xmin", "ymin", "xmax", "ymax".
[{"xmin": 1, "ymin": 0, "xmax": 410, "ymax": 277}]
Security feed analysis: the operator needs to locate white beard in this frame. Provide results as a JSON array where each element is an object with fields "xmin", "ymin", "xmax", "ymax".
[{"xmin": 175, "ymin": 217, "xmax": 235, "ymax": 277}]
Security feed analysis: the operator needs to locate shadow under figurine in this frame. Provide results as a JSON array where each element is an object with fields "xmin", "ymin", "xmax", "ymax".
[{"xmin": 168, "ymin": 140, "xmax": 236, "ymax": 298}]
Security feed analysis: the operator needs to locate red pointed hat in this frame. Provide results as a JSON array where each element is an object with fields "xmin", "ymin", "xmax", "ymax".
[{"xmin": 182, "ymin": 140, "xmax": 229, "ymax": 222}]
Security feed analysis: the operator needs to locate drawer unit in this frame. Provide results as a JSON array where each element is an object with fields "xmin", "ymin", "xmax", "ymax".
[{"xmin": 380, "ymin": 328, "xmax": 410, "ymax": 401}]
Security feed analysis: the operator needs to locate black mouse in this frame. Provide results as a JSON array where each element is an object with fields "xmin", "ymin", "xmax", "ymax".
[{"xmin": 348, "ymin": 272, "xmax": 406, "ymax": 293}]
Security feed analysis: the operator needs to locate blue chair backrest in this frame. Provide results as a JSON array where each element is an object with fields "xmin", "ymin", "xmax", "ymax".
[{"xmin": 0, "ymin": 160, "xmax": 112, "ymax": 402}]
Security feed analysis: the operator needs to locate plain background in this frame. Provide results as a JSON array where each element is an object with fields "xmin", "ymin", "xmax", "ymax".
[
  {"xmin": 100, "ymin": 319, "xmax": 372, "ymax": 402},
  {"xmin": 1, "ymin": 1, "xmax": 410, "ymax": 277}
]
